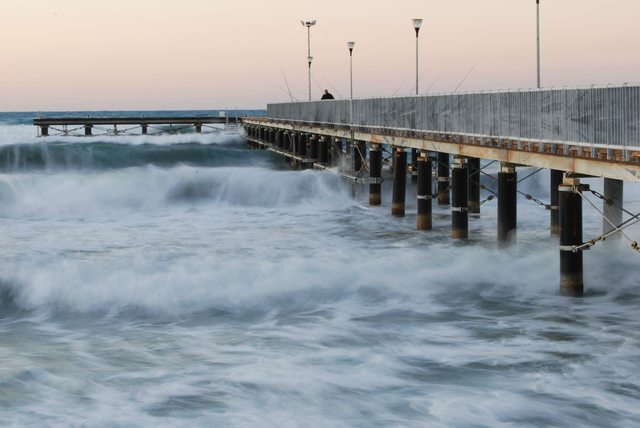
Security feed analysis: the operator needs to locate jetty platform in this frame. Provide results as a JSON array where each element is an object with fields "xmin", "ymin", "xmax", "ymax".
[
  {"xmin": 243, "ymin": 84, "xmax": 640, "ymax": 296},
  {"xmin": 33, "ymin": 116, "xmax": 241, "ymax": 136}
]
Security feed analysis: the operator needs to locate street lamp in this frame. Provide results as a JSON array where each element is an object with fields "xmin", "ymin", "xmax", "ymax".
[
  {"xmin": 301, "ymin": 20, "xmax": 317, "ymax": 101},
  {"xmin": 536, "ymin": 0, "xmax": 540, "ymax": 88},
  {"xmin": 412, "ymin": 19, "xmax": 423, "ymax": 95},
  {"xmin": 347, "ymin": 41, "xmax": 355, "ymax": 125}
]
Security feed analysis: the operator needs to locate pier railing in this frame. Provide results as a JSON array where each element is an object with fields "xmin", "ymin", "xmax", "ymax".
[{"xmin": 267, "ymin": 85, "xmax": 640, "ymax": 158}]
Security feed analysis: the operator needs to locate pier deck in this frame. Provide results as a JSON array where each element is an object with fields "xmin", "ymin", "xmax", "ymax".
[
  {"xmin": 33, "ymin": 116, "xmax": 242, "ymax": 136},
  {"xmin": 244, "ymin": 85, "xmax": 640, "ymax": 296}
]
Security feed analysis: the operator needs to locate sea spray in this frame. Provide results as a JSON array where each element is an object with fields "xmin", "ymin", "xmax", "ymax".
[{"xmin": 0, "ymin": 116, "xmax": 639, "ymax": 427}]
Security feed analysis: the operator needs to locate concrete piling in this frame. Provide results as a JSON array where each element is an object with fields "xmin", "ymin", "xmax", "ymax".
[
  {"xmin": 550, "ymin": 169, "xmax": 563, "ymax": 235},
  {"xmin": 498, "ymin": 164, "xmax": 517, "ymax": 246},
  {"xmin": 416, "ymin": 152, "xmax": 432, "ymax": 230},
  {"xmin": 559, "ymin": 177, "xmax": 584, "ymax": 297},
  {"xmin": 391, "ymin": 148, "xmax": 407, "ymax": 217},
  {"xmin": 369, "ymin": 144, "xmax": 382, "ymax": 206},
  {"xmin": 451, "ymin": 157, "xmax": 469, "ymax": 239},
  {"xmin": 309, "ymin": 135, "xmax": 319, "ymax": 161},
  {"xmin": 468, "ymin": 157, "xmax": 481, "ymax": 214},
  {"xmin": 319, "ymin": 137, "xmax": 329, "ymax": 164},
  {"xmin": 411, "ymin": 148, "xmax": 419, "ymax": 183},
  {"xmin": 437, "ymin": 152, "xmax": 450, "ymax": 205}
]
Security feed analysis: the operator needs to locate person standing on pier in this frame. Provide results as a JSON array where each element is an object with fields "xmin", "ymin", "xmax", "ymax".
[{"xmin": 321, "ymin": 89, "xmax": 334, "ymax": 100}]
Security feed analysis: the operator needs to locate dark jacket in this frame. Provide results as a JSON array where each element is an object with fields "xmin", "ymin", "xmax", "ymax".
[{"xmin": 321, "ymin": 92, "xmax": 335, "ymax": 100}]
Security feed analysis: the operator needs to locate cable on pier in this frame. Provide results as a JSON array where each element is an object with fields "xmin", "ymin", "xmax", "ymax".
[{"xmin": 574, "ymin": 188, "xmax": 640, "ymax": 254}]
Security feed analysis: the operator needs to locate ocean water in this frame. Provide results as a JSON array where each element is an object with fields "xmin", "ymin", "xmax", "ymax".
[{"xmin": 0, "ymin": 111, "xmax": 639, "ymax": 427}]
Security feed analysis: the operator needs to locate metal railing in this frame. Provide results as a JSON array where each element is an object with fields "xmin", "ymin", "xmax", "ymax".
[{"xmin": 267, "ymin": 85, "xmax": 640, "ymax": 158}]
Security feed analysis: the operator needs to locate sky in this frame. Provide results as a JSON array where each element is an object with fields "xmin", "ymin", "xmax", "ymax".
[{"xmin": 1, "ymin": 0, "xmax": 639, "ymax": 111}]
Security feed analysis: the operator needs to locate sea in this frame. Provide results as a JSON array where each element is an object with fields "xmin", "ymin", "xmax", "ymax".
[{"xmin": 0, "ymin": 110, "xmax": 639, "ymax": 427}]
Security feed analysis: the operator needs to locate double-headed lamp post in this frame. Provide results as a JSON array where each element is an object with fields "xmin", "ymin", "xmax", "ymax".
[
  {"xmin": 301, "ymin": 20, "xmax": 317, "ymax": 101},
  {"xmin": 347, "ymin": 41, "xmax": 355, "ymax": 124},
  {"xmin": 413, "ymin": 19, "xmax": 423, "ymax": 95}
]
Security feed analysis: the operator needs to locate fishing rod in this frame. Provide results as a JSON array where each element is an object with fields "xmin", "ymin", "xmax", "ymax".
[{"xmin": 280, "ymin": 65, "xmax": 297, "ymax": 102}]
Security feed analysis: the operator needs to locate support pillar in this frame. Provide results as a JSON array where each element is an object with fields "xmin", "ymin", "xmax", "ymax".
[
  {"xmin": 309, "ymin": 136, "xmax": 319, "ymax": 161},
  {"xmin": 141, "ymin": 125, "xmax": 148, "ymax": 135},
  {"xmin": 40, "ymin": 125, "xmax": 49, "ymax": 136},
  {"xmin": 416, "ymin": 152, "xmax": 432, "ymax": 230},
  {"xmin": 195, "ymin": 124, "xmax": 202, "ymax": 133},
  {"xmin": 332, "ymin": 138, "xmax": 343, "ymax": 166},
  {"xmin": 437, "ymin": 152, "xmax": 450, "ymax": 205},
  {"xmin": 603, "ymin": 178, "xmax": 623, "ymax": 242},
  {"xmin": 84, "ymin": 125, "xmax": 92, "ymax": 136},
  {"xmin": 391, "ymin": 148, "xmax": 407, "ymax": 217},
  {"xmin": 498, "ymin": 164, "xmax": 517, "ymax": 246},
  {"xmin": 451, "ymin": 157, "xmax": 469, "ymax": 239},
  {"xmin": 550, "ymin": 169, "xmax": 563, "ymax": 235},
  {"xmin": 411, "ymin": 148, "xmax": 419, "ymax": 183},
  {"xmin": 299, "ymin": 133, "xmax": 308, "ymax": 169},
  {"xmin": 369, "ymin": 144, "xmax": 382, "ymax": 206},
  {"xmin": 319, "ymin": 137, "xmax": 329, "ymax": 164},
  {"xmin": 559, "ymin": 177, "xmax": 584, "ymax": 296},
  {"xmin": 468, "ymin": 157, "xmax": 481, "ymax": 214}
]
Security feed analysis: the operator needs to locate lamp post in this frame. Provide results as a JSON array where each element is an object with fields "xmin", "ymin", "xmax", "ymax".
[
  {"xmin": 412, "ymin": 19, "xmax": 423, "ymax": 95},
  {"xmin": 301, "ymin": 20, "xmax": 317, "ymax": 101},
  {"xmin": 536, "ymin": 0, "xmax": 540, "ymax": 88},
  {"xmin": 347, "ymin": 41, "xmax": 355, "ymax": 125}
]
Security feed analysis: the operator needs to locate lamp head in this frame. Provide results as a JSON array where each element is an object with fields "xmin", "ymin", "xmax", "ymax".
[
  {"xmin": 413, "ymin": 18, "xmax": 423, "ymax": 29},
  {"xmin": 301, "ymin": 20, "xmax": 317, "ymax": 27},
  {"xmin": 347, "ymin": 41, "xmax": 355, "ymax": 52}
]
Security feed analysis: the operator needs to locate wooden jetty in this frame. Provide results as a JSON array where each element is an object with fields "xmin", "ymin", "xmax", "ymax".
[
  {"xmin": 33, "ymin": 116, "xmax": 241, "ymax": 136},
  {"xmin": 244, "ymin": 84, "xmax": 640, "ymax": 297}
]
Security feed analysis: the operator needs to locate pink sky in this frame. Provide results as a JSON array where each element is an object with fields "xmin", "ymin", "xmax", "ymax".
[{"xmin": 1, "ymin": 0, "xmax": 639, "ymax": 111}]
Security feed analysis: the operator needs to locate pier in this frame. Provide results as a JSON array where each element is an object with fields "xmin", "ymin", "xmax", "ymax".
[
  {"xmin": 33, "ymin": 116, "xmax": 241, "ymax": 137},
  {"xmin": 244, "ymin": 84, "xmax": 640, "ymax": 297}
]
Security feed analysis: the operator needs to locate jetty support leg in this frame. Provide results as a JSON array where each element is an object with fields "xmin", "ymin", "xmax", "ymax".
[
  {"xmin": 416, "ymin": 151, "xmax": 432, "ymax": 230},
  {"xmin": 391, "ymin": 148, "xmax": 407, "ymax": 217},
  {"xmin": 498, "ymin": 164, "xmax": 517, "ymax": 246},
  {"xmin": 603, "ymin": 178, "xmax": 623, "ymax": 242},
  {"xmin": 559, "ymin": 177, "xmax": 584, "ymax": 296},
  {"xmin": 195, "ymin": 124, "xmax": 202, "ymax": 133},
  {"xmin": 40, "ymin": 125, "xmax": 49, "ymax": 136},
  {"xmin": 332, "ymin": 138, "xmax": 343, "ymax": 166},
  {"xmin": 411, "ymin": 148, "xmax": 419, "ymax": 183},
  {"xmin": 310, "ymin": 135, "xmax": 319, "ymax": 162},
  {"xmin": 369, "ymin": 144, "xmax": 382, "ymax": 206},
  {"xmin": 451, "ymin": 156, "xmax": 469, "ymax": 239},
  {"xmin": 468, "ymin": 157, "xmax": 481, "ymax": 214},
  {"xmin": 84, "ymin": 125, "xmax": 92, "ymax": 136},
  {"xmin": 550, "ymin": 169, "xmax": 563, "ymax": 235},
  {"xmin": 319, "ymin": 137, "xmax": 329, "ymax": 164},
  {"xmin": 437, "ymin": 152, "xmax": 450, "ymax": 205},
  {"xmin": 141, "ymin": 125, "xmax": 148, "ymax": 135},
  {"xmin": 299, "ymin": 133, "xmax": 308, "ymax": 170}
]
